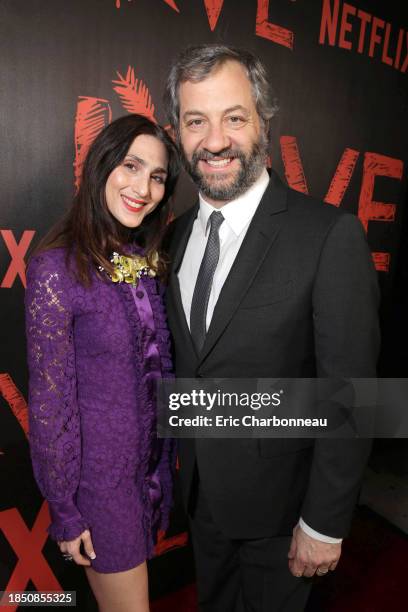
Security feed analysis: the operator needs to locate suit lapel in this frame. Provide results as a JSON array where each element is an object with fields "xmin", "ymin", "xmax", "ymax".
[
  {"xmin": 171, "ymin": 202, "xmax": 199, "ymax": 274},
  {"xmin": 168, "ymin": 203, "xmax": 199, "ymax": 357},
  {"xmin": 199, "ymin": 173, "xmax": 288, "ymax": 365}
]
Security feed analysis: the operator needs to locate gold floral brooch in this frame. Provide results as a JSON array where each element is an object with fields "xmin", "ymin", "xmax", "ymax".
[{"xmin": 101, "ymin": 252, "xmax": 159, "ymax": 286}]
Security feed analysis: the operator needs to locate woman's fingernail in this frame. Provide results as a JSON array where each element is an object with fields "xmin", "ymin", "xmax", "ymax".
[{"xmin": 90, "ymin": 552, "xmax": 96, "ymax": 559}]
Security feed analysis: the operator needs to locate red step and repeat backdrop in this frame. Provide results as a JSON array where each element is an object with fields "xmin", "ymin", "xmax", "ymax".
[{"xmin": 1, "ymin": 0, "xmax": 407, "ymax": 609}]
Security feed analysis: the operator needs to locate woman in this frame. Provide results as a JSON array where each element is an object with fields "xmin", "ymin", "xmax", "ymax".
[{"xmin": 25, "ymin": 114, "xmax": 179, "ymax": 612}]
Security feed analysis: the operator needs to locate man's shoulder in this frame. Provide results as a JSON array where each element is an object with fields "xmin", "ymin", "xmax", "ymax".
[
  {"xmin": 279, "ymin": 179, "xmax": 356, "ymax": 232},
  {"xmin": 265, "ymin": 171, "xmax": 364, "ymax": 246}
]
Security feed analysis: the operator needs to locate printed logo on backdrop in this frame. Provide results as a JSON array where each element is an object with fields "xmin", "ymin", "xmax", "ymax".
[
  {"xmin": 115, "ymin": 0, "xmax": 408, "ymax": 70},
  {"xmin": 71, "ymin": 0, "xmax": 405, "ymax": 273},
  {"xmin": 319, "ymin": 0, "xmax": 408, "ymax": 74},
  {"xmin": 114, "ymin": 0, "xmax": 295, "ymax": 48},
  {"xmin": 2, "ymin": 0, "xmax": 405, "ymax": 289},
  {"xmin": 0, "ymin": 230, "xmax": 36, "ymax": 289}
]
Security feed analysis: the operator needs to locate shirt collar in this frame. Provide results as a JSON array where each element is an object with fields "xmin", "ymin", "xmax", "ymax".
[{"xmin": 198, "ymin": 168, "xmax": 270, "ymax": 236}]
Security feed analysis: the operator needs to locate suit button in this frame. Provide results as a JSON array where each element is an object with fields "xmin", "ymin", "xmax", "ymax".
[{"xmin": 136, "ymin": 290, "xmax": 144, "ymax": 299}]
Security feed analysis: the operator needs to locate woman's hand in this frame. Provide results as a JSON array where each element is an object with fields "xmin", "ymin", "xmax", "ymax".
[{"xmin": 58, "ymin": 529, "xmax": 96, "ymax": 566}]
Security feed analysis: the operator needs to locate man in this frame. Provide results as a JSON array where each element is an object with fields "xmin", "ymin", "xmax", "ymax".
[{"xmin": 163, "ymin": 44, "xmax": 379, "ymax": 611}]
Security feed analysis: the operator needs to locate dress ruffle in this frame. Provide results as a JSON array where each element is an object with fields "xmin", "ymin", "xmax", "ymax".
[
  {"xmin": 116, "ymin": 270, "xmax": 175, "ymax": 557},
  {"xmin": 141, "ymin": 276, "xmax": 176, "ymax": 530}
]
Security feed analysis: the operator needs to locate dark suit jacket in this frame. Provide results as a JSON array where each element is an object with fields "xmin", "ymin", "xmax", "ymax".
[{"xmin": 166, "ymin": 170, "xmax": 380, "ymax": 539}]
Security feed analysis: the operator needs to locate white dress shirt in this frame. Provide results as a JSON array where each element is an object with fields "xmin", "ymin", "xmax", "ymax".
[
  {"xmin": 178, "ymin": 167, "xmax": 342, "ymax": 545},
  {"xmin": 178, "ymin": 169, "xmax": 270, "ymax": 331}
]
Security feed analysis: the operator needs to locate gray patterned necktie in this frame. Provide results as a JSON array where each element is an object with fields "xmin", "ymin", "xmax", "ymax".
[{"xmin": 190, "ymin": 211, "xmax": 224, "ymax": 353}]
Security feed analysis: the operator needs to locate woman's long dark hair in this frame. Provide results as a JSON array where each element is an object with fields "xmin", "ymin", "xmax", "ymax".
[{"xmin": 36, "ymin": 114, "xmax": 179, "ymax": 284}]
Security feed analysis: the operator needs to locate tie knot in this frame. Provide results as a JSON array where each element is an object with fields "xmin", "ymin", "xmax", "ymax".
[{"xmin": 208, "ymin": 210, "xmax": 224, "ymax": 233}]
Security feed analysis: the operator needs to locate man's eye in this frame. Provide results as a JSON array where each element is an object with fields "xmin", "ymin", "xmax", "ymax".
[
  {"xmin": 187, "ymin": 119, "xmax": 204, "ymax": 128},
  {"xmin": 227, "ymin": 116, "xmax": 245, "ymax": 125}
]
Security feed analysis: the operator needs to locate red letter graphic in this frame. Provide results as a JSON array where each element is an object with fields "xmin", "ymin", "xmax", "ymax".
[
  {"xmin": 0, "ymin": 373, "xmax": 29, "ymax": 437},
  {"xmin": 204, "ymin": 0, "xmax": 225, "ymax": 31},
  {"xmin": 358, "ymin": 152, "xmax": 403, "ymax": 272},
  {"xmin": 115, "ymin": 0, "xmax": 180, "ymax": 10},
  {"xmin": 256, "ymin": 0, "xmax": 294, "ymax": 50},
  {"xmin": 163, "ymin": 0, "xmax": 180, "ymax": 11},
  {"xmin": 155, "ymin": 530, "xmax": 189, "ymax": 556},
  {"xmin": 0, "ymin": 503, "xmax": 62, "ymax": 611},
  {"xmin": 394, "ymin": 28, "xmax": 405, "ymax": 69},
  {"xmin": 1, "ymin": 230, "xmax": 35, "ymax": 289},
  {"xmin": 280, "ymin": 136, "xmax": 308, "ymax": 194},
  {"xmin": 324, "ymin": 148, "xmax": 360, "ymax": 207},
  {"xmin": 319, "ymin": 0, "xmax": 340, "ymax": 46},
  {"xmin": 358, "ymin": 152, "xmax": 402, "ymax": 232},
  {"xmin": 356, "ymin": 10, "xmax": 372, "ymax": 54},
  {"xmin": 338, "ymin": 3, "xmax": 355, "ymax": 51},
  {"xmin": 372, "ymin": 253, "xmax": 390, "ymax": 273},
  {"xmin": 382, "ymin": 22, "xmax": 394, "ymax": 66},
  {"xmin": 368, "ymin": 17, "xmax": 385, "ymax": 58}
]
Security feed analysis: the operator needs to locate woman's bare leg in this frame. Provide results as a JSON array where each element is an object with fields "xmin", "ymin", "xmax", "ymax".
[{"xmin": 85, "ymin": 561, "xmax": 149, "ymax": 612}]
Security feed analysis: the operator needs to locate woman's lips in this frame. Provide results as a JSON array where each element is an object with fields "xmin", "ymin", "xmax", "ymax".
[{"xmin": 121, "ymin": 194, "xmax": 147, "ymax": 212}]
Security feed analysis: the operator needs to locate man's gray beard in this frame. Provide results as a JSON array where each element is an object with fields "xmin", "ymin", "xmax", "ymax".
[{"xmin": 181, "ymin": 135, "xmax": 268, "ymax": 202}]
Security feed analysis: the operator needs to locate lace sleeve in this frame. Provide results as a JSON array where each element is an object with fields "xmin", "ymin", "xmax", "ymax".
[{"xmin": 25, "ymin": 251, "xmax": 89, "ymax": 541}]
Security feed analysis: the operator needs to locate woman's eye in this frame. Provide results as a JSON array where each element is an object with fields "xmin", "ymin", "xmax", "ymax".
[
  {"xmin": 152, "ymin": 175, "xmax": 165, "ymax": 184},
  {"xmin": 124, "ymin": 162, "xmax": 137, "ymax": 171}
]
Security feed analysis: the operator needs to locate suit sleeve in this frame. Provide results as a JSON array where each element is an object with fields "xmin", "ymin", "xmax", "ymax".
[
  {"xmin": 25, "ymin": 252, "xmax": 89, "ymax": 541},
  {"xmin": 301, "ymin": 213, "xmax": 380, "ymax": 538}
]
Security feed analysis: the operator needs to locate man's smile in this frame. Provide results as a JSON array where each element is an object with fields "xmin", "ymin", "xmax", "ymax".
[{"xmin": 200, "ymin": 157, "xmax": 238, "ymax": 172}]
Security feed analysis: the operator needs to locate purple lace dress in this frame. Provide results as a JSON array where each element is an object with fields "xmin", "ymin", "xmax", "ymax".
[{"xmin": 25, "ymin": 247, "xmax": 175, "ymax": 573}]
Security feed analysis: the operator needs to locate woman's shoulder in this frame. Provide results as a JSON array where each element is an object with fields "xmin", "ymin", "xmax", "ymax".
[
  {"xmin": 29, "ymin": 246, "xmax": 68, "ymax": 264},
  {"xmin": 26, "ymin": 247, "xmax": 72, "ymax": 284}
]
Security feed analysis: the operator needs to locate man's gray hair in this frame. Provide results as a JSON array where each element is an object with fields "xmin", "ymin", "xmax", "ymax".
[{"xmin": 163, "ymin": 43, "xmax": 278, "ymax": 136}]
